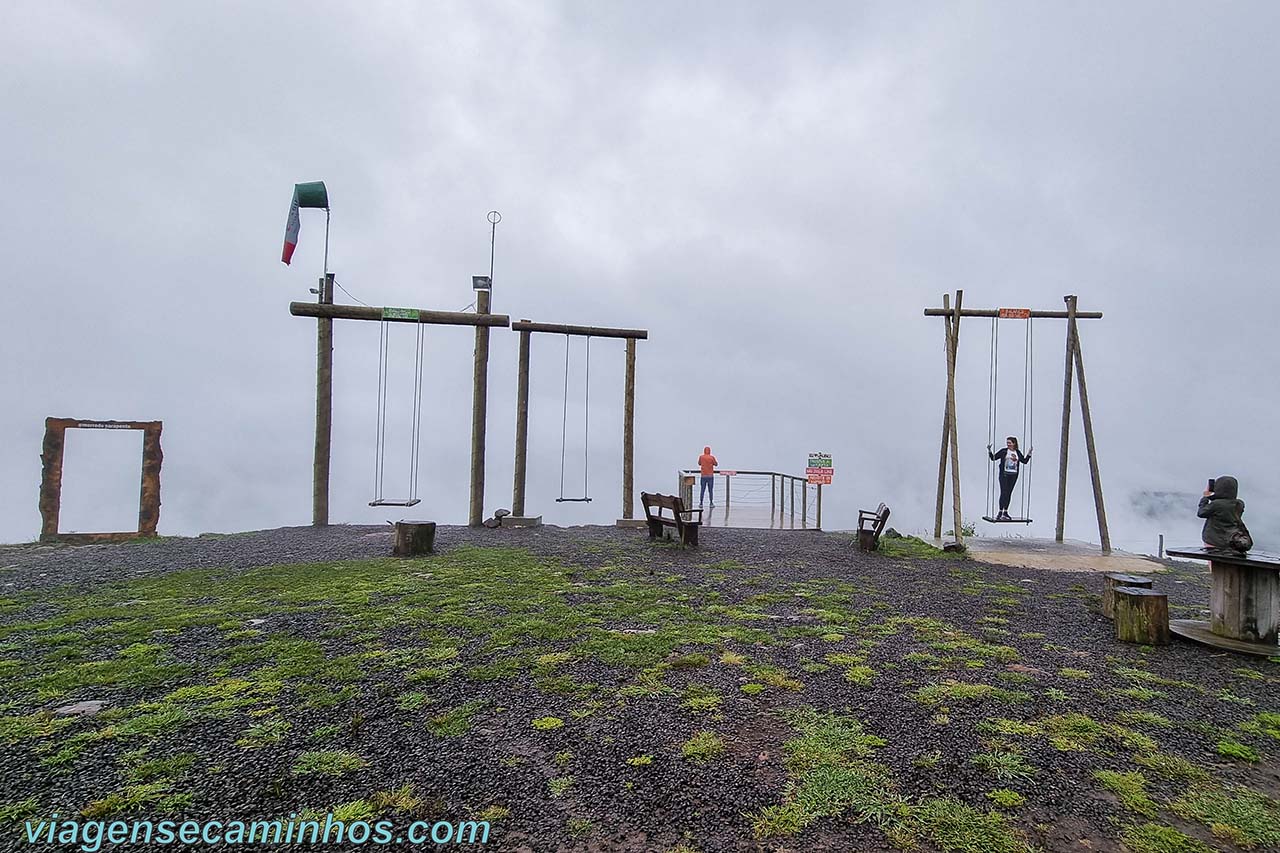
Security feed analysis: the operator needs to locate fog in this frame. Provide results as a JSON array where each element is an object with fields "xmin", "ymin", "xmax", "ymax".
[{"xmin": 3, "ymin": 2, "xmax": 1277, "ymax": 553}]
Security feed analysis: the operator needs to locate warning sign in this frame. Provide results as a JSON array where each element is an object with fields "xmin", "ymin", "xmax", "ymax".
[
  {"xmin": 806, "ymin": 453, "xmax": 833, "ymax": 484},
  {"xmin": 997, "ymin": 308, "xmax": 1031, "ymax": 319}
]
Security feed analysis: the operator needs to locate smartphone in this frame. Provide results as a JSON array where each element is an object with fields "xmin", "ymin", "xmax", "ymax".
[{"xmin": 1208, "ymin": 478, "xmax": 1216, "ymax": 493}]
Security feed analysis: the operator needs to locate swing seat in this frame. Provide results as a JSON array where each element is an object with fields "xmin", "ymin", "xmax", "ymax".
[
  {"xmin": 982, "ymin": 515, "xmax": 1032, "ymax": 524},
  {"xmin": 555, "ymin": 497, "xmax": 593, "ymax": 503},
  {"xmin": 369, "ymin": 498, "xmax": 421, "ymax": 507}
]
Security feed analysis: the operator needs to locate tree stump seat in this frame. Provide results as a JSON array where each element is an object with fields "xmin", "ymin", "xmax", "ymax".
[
  {"xmin": 1102, "ymin": 573, "xmax": 1153, "ymax": 619},
  {"xmin": 1114, "ymin": 587, "xmax": 1170, "ymax": 645},
  {"xmin": 392, "ymin": 521, "xmax": 436, "ymax": 557}
]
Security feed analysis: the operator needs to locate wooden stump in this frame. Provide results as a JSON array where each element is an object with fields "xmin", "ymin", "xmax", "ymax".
[
  {"xmin": 1209, "ymin": 560, "xmax": 1279, "ymax": 645},
  {"xmin": 393, "ymin": 521, "xmax": 436, "ymax": 557},
  {"xmin": 1102, "ymin": 573, "xmax": 1152, "ymax": 619},
  {"xmin": 1114, "ymin": 588, "xmax": 1170, "ymax": 645}
]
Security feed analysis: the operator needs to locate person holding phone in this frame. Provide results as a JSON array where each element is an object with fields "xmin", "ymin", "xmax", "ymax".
[
  {"xmin": 1198, "ymin": 475, "xmax": 1252, "ymax": 552},
  {"xmin": 987, "ymin": 436, "xmax": 1032, "ymax": 521}
]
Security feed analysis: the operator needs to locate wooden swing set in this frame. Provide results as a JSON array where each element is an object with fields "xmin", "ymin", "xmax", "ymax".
[{"xmin": 926, "ymin": 291, "xmax": 1111, "ymax": 552}]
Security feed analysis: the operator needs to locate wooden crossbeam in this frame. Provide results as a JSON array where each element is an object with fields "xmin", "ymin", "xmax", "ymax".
[
  {"xmin": 290, "ymin": 302, "xmax": 511, "ymax": 327},
  {"xmin": 924, "ymin": 308, "xmax": 1103, "ymax": 319},
  {"xmin": 511, "ymin": 320, "xmax": 648, "ymax": 339}
]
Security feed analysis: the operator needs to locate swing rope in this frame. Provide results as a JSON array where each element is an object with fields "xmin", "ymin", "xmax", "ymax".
[
  {"xmin": 559, "ymin": 334, "xmax": 570, "ymax": 501},
  {"xmin": 984, "ymin": 313, "xmax": 1034, "ymax": 524},
  {"xmin": 985, "ymin": 317, "xmax": 1000, "ymax": 519},
  {"xmin": 556, "ymin": 334, "xmax": 593, "ymax": 503},
  {"xmin": 370, "ymin": 320, "xmax": 424, "ymax": 508}
]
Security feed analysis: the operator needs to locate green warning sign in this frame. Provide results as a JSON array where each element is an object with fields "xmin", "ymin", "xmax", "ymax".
[{"xmin": 381, "ymin": 307, "xmax": 419, "ymax": 321}]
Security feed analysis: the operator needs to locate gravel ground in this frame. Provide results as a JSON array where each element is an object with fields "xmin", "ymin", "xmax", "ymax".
[{"xmin": 1, "ymin": 525, "xmax": 1277, "ymax": 853}]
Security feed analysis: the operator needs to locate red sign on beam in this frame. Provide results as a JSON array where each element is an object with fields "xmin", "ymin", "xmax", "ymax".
[{"xmin": 998, "ymin": 308, "xmax": 1031, "ymax": 319}]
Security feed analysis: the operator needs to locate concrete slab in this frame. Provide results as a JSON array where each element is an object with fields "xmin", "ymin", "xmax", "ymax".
[
  {"xmin": 933, "ymin": 536, "xmax": 1163, "ymax": 574},
  {"xmin": 500, "ymin": 516, "xmax": 542, "ymax": 528}
]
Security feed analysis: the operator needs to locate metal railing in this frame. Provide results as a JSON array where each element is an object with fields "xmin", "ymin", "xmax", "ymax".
[{"xmin": 677, "ymin": 470, "xmax": 823, "ymax": 530}]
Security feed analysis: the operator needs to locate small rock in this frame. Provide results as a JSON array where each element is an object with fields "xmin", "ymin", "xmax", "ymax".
[
  {"xmin": 53, "ymin": 700, "xmax": 108, "ymax": 717},
  {"xmin": 482, "ymin": 517, "xmax": 501, "ymax": 529},
  {"xmin": 494, "ymin": 508, "xmax": 511, "ymax": 518},
  {"xmin": 247, "ymin": 619, "xmax": 267, "ymax": 626}
]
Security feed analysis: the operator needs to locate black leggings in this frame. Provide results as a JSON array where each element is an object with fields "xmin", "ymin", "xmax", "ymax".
[{"xmin": 998, "ymin": 471, "xmax": 1019, "ymax": 513}]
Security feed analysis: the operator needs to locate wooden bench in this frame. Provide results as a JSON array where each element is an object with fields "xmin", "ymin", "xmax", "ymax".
[
  {"xmin": 857, "ymin": 503, "xmax": 891, "ymax": 551},
  {"xmin": 641, "ymin": 492, "xmax": 702, "ymax": 547}
]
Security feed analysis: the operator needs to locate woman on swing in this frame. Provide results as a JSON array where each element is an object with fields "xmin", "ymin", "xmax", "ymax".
[{"xmin": 987, "ymin": 436, "xmax": 1032, "ymax": 521}]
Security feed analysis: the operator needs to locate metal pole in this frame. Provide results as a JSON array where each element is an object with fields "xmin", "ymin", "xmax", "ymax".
[
  {"xmin": 1055, "ymin": 295, "xmax": 1078, "ymax": 542},
  {"xmin": 512, "ymin": 327, "xmax": 531, "ymax": 516},
  {"xmin": 468, "ymin": 288, "xmax": 492, "ymax": 526},
  {"xmin": 313, "ymin": 273, "xmax": 334, "ymax": 527},
  {"xmin": 622, "ymin": 338, "xmax": 636, "ymax": 520},
  {"xmin": 725, "ymin": 474, "xmax": 731, "ymax": 509},
  {"xmin": 934, "ymin": 293, "xmax": 952, "ymax": 539},
  {"xmin": 816, "ymin": 483, "xmax": 822, "ymax": 530},
  {"xmin": 802, "ymin": 481, "xmax": 808, "ymax": 527},
  {"xmin": 1072, "ymin": 314, "xmax": 1111, "ymax": 553}
]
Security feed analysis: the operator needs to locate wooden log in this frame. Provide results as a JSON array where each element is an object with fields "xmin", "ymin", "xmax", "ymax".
[
  {"xmin": 511, "ymin": 321, "xmax": 648, "ymax": 339},
  {"xmin": 512, "ymin": 328, "xmax": 531, "ymax": 517},
  {"xmin": 314, "ymin": 274, "xmax": 334, "ymax": 527},
  {"xmin": 1055, "ymin": 295, "xmax": 1076, "ymax": 542},
  {"xmin": 1102, "ymin": 573, "xmax": 1153, "ymax": 619},
  {"xmin": 1114, "ymin": 588, "xmax": 1170, "ymax": 645},
  {"xmin": 1072, "ymin": 305, "xmax": 1111, "ymax": 553},
  {"xmin": 393, "ymin": 521, "xmax": 436, "ymax": 557},
  {"xmin": 38, "ymin": 418, "xmax": 67, "ymax": 541},
  {"xmin": 924, "ymin": 308, "xmax": 1103, "ymax": 319},
  {"xmin": 469, "ymin": 289, "xmax": 492, "ymax": 527},
  {"xmin": 934, "ymin": 293, "xmax": 952, "ymax": 539},
  {"xmin": 622, "ymin": 337, "xmax": 636, "ymax": 520},
  {"xmin": 946, "ymin": 291, "xmax": 965, "ymax": 546},
  {"xmin": 291, "ymin": 301, "xmax": 511, "ymax": 327},
  {"xmin": 1209, "ymin": 560, "xmax": 1279, "ymax": 645},
  {"xmin": 137, "ymin": 424, "xmax": 163, "ymax": 537}
]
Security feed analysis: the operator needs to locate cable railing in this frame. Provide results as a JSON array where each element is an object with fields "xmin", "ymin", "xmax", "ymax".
[{"xmin": 676, "ymin": 470, "xmax": 823, "ymax": 530}]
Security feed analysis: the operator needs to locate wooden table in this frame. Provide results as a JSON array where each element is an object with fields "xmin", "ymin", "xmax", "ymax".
[{"xmin": 1165, "ymin": 547, "xmax": 1279, "ymax": 656}]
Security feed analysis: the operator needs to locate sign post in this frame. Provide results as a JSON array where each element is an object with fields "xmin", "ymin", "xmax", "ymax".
[{"xmin": 806, "ymin": 453, "xmax": 833, "ymax": 530}]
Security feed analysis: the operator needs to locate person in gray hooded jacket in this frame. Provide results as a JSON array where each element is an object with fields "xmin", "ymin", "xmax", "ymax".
[{"xmin": 1198, "ymin": 475, "xmax": 1251, "ymax": 552}]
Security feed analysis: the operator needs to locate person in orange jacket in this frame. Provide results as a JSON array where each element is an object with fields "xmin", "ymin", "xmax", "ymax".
[{"xmin": 698, "ymin": 446, "xmax": 718, "ymax": 507}]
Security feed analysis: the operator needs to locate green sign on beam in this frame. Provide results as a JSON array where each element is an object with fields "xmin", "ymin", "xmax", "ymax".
[{"xmin": 381, "ymin": 307, "xmax": 420, "ymax": 321}]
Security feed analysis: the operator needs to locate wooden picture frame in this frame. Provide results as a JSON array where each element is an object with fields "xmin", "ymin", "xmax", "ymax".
[{"xmin": 38, "ymin": 417, "xmax": 163, "ymax": 544}]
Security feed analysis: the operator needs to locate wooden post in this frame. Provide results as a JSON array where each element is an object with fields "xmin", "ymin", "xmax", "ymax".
[
  {"xmin": 469, "ymin": 288, "xmax": 492, "ymax": 527},
  {"xmin": 946, "ymin": 290, "xmax": 965, "ymax": 546},
  {"xmin": 622, "ymin": 338, "xmax": 637, "ymax": 520},
  {"xmin": 1055, "ymin": 295, "xmax": 1078, "ymax": 542},
  {"xmin": 725, "ymin": 474, "xmax": 731, "ymax": 508},
  {"xmin": 816, "ymin": 483, "xmax": 822, "ymax": 530},
  {"xmin": 802, "ymin": 482, "xmax": 808, "ymax": 527},
  {"xmin": 790, "ymin": 477, "xmax": 796, "ymax": 526},
  {"xmin": 512, "ymin": 326, "xmax": 531, "ymax": 517},
  {"xmin": 392, "ymin": 521, "xmax": 436, "ymax": 556},
  {"xmin": 934, "ymin": 293, "xmax": 952, "ymax": 540},
  {"xmin": 1102, "ymin": 573, "xmax": 1153, "ymax": 619},
  {"xmin": 771, "ymin": 474, "xmax": 777, "ymax": 516},
  {"xmin": 1072, "ymin": 316, "xmax": 1111, "ymax": 553},
  {"xmin": 1114, "ymin": 588, "xmax": 1170, "ymax": 645},
  {"xmin": 137, "ymin": 424, "xmax": 163, "ymax": 537},
  {"xmin": 313, "ymin": 273, "xmax": 334, "ymax": 527}
]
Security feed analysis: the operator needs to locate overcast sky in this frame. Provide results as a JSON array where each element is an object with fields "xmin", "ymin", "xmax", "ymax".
[{"xmin": 3, "ymin": 1, "xmax": 1277, "ymax": 551}]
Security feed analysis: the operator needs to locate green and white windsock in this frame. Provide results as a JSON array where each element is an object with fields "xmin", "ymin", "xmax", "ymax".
[{"xmin": 281, "ymin": 181, "xmax": 329, "ymax": 265}]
